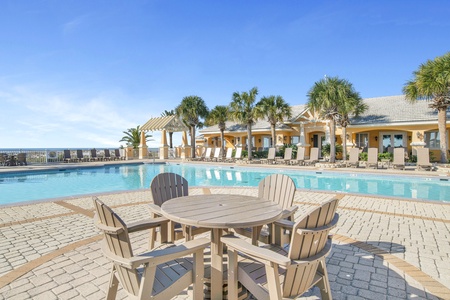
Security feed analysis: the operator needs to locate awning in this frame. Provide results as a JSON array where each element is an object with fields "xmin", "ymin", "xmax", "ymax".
[{"xmin": 141, "ymin": 115, "xmax": 189, "ymax": 132}]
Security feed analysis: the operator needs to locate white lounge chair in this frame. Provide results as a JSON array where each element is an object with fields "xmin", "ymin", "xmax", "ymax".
[
  {"xmin": 346, "ymin": 148, "xmax": 360, "ymax": 168},
  {"xmin": 304, "ymin": 147, "xmax": 319, "ymax": 166},
  {"xmin": 416, "ymin": 148, "xmax": 433, "ymax": 171},
  {"xmin": 366, "ymin": 148, "xmax": 378, "ymax": 169},
  {"xmin": 392, "ymin": 148, "xmax": 405, "ymax": 170}
]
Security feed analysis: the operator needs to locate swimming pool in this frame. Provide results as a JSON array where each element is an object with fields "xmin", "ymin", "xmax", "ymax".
[{"xmin": 0, "ymin": 163, "xmax": 449, "ymax": 205}]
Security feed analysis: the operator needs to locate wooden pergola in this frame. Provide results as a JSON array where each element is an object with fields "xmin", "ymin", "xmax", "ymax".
[{"xmin": 140, "ymin": 115, "xmax": 190, "ymax": 159}]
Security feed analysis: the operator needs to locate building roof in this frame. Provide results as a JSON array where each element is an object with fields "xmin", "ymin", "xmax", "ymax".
[
  {"xmin": 351, "ymin": 95, "xmax": 448, "ymax": 125},
  {"xmin": 141, "ymin": 115, "xmax": 189, "ymax": 132}
]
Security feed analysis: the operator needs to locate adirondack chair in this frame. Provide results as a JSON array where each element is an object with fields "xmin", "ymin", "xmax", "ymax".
[
  {"xmin": 149, "ymin": 173, "xmax": 209, "ymax": 248},
  {"xmin": 261, "ymin": 147, "xmax": 276, "ymax": 164},
  {"xmin": 233, "ymin": 174, "xmax": 297, "ymax": 244},
  {"xmin": 392, "ymin": 148, "xmax": 405, "ymax": 170},
  {"xmin": 279, "ymin": 147, "xmax": 292, "ymax": 165},
  {"xmin": 346, "ymin": 148, "xmax": 360, "ymax": 168},
  {"xmin": 222, "ymin": 200, "xmax": 339, "ymax": 300},
  {"xmin": 366, "ymin": 148, "xmax": 378, "ymax": 169},
  {"xmin": 416, "ymin": 148, "xmax": 433, "ymax": 171},
  {"xmin": 92, "ymin": 197, "xmax": 208, "ymax": 300},
  {"xmin": 304, "ymin": 147, "xmax": 319, "ymax": 166},
  {"xmin": 291, "ymin": 147, "xmax": 305, "ymax": 165}
]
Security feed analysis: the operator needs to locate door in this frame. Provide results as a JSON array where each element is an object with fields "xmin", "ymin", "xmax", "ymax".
[{"xmin": 380, "ymin": 132, "xmax": 406, "ymax": 153}]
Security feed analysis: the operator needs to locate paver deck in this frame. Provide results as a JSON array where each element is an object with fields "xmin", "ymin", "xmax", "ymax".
[{"xmin": 0, "ymin": 161, "xmax": 449, "ymax": 299}]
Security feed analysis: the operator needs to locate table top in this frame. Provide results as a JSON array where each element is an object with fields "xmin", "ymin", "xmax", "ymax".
[{"xmin": 160, "ymin": 194, "xmax": 282, "ymax": 229}]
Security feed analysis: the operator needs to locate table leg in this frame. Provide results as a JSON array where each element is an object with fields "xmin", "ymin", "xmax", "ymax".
[
  {"xmin": 210, "ymin": 228, "xmax": 224, "ymax": 300},
  {"xmin": 251, "ymin": 225, "xmax": 263, "ymax": 246}
]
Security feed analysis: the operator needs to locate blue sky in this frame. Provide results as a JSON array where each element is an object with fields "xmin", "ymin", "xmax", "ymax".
[{"xmin": 1, "ymin": 0, "xmax": 449, "ymax": 148}]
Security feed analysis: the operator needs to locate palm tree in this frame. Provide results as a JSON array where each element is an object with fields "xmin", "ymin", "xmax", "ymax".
[
  {"xmin": 307, "ymin": 76, "xmax": 357, "ymax": 163},
  {"xmin": 119, "ymin": 125, "xmax": 152, "ymax": 149},
  {"xmin": 336, "ymin": 90, "xmax": 367, "ymax": 160},
  {"xmin": 256, "ymin": 95, "xmax": 292, "ymax": 147},
  {"xmin": 176, "ymin": 96, "xmax": 209, "ymax": 158},
  {"xmin": 206, "ymin": 105, "xmax": 229, "ymax": 158},
  {"xmin": 403, "ymin": 52, "xmax": 450, "ymax": 163},
  {"xmin": 229, "ymin": 87, "xmax": 260, "ymax": 160},
  {"xmin": 161, "ymin": 109, "xmax": 175, "ymax": 148}
]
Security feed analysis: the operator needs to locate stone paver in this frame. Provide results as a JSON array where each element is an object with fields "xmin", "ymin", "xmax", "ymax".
[{"xmin": 0, "ymin": 185, "xmax": 449, "ymax": 299}]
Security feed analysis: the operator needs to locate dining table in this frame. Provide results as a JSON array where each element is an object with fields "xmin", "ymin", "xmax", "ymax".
[{"xmin": 160, "ymin": 194, "xmax": 283, "ymax": 300}]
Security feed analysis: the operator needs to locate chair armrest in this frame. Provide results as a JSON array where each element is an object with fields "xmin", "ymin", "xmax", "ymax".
[
  {"xmin": 102, "ymin": 237, "xmax": 210, "ymax": 268},
  {"xmin": 280, "ymin": 205, "xmax": 298, "ymax": 219},
  {"xmin": 273, "ymin": 219, "xmax": 294, "ymax": 230},
  {"xmin": 222, "ymin": 235, "xmax": 291, "ymax": 267},
  {"xmin": 127, "ymin": 217, "xmax": 170, "ymax": 233},
  {"xmin": 148, "ymin": 203, "xmax": 162, "ymax": 215}
]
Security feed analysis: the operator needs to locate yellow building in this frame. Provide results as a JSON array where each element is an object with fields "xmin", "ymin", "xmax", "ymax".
[{"xmin": 198, "ymin": 95, "xmax": 450, "ymax": 162}]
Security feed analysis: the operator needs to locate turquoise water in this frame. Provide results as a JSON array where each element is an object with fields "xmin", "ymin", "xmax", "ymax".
[{"xmin": 0, "ymin": 163, "xmax": 449, "ymax": 205}]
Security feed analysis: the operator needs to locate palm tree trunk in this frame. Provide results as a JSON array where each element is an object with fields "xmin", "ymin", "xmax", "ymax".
[
  {"xmin": 220, "ymin": 130, "xmax": 225, "ymax": 158},
  {"xmin": 247, "ymin": 124, "xmax": 253, "ymax": 160},
  {"xmin": 271, "ymin": 124, "xmax": 276, "ymax": 147},
  {"xmin": 191, "ymin": 127, "xmax": 196, "ymax": 158},
  {"xmin": 169, "ymin": 132, "xmax": 173, "ymax": 149},
  {"xmin": 330, "ymin": 119, "xmax": 336, "ymax": 163},
  {"xmin": 438, "ymin": 108, "xmax": 448, "ymax": 163},
  {"xmin": 342, "ymin": 126, "xmax": 348, "ymax": 160}
]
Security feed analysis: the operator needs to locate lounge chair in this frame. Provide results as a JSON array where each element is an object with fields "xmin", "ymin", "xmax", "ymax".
[
  {"xmin": 114, "ymin": 149, "xmax": 124, "ymax": 160},
  {"xmin": 304, "ymin": 147, "xmax": 319, "ymax": 166},
  {"xmin": 291, "ymin": 147, "xmax": 305, "ymax": 165},
  {"xmin": 103, "ymin": 149, "xmax": 112, "ymax": 161},
  {"xmin": 279, "ymin": 147, "xmax": 292, "ymax": 164},
  {"xmin": 222, "ymin": 198, "xmax": 339, "ymax": 300},
  {"xmin": 346, "ymin": 148, "xmax": 360, "ymax": 168},
  {"xmin": 90, "ymin": 149, "xmax": 100, "ymax": 161},
  {"xmin": 92, "ymin": 197, "xmax": 208, "ymax": 300},
  {"xmin": 416, "ymin": 148, "xmax": 433, "ymax": 171},
  {"xmin": 75, "ymin": 150, "xmax": 86, "ymax": 162},
  {"xmin": 210, "ymin": 147, "xmax": 221, "ymax": 162},
  {"xmin": 63, "ymin": 150, "xmax": 74, "ymax": 163},
  {"xmin": 149, "ymin": 173, "xmax": 209, "ymax": 247},
  {"xmin": 220, "ymin": 147, "xmax": 233, "ymax": 162},
  {"xmin": 392, "ymin": 148, "xmax": 405, "ymax": 170},
  {"xmin": 261, "ymin": 147, "xmax": 276, "ymax": 164},
  {"xmin": 233, "ymin": 174, "xmax": 297, "ymax": 245},
  {"xmin": 233, "ymin": 147, "xmax": 243, "ymax": 163},
  {"xmin": 366, "ymin": 148, "xmax": 378, "ymax": 169},
  {"xmin": 202, "ymin": 147, "xmax": 213, "ymax": 161}
]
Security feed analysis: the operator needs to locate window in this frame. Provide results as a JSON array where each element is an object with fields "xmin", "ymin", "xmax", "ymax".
[
  {"xmin": 291, "ymin": 136, "xmax": 299, "ymax": 145},
  {"xmin": 425, "ymin": 131, "xmax": 440, "ymax": 149},
  {"xmin": 355, "ymin": 133, "xmax": 369, "ymax": 148}
]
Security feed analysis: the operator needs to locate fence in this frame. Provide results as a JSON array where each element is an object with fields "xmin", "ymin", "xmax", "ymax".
[{"xmin": 0, "ymin": 148, "xmax": 160, "ymax": 165}]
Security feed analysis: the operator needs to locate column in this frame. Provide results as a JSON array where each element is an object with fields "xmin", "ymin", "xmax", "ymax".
[
  {"xmin": 139, "ymin": 130, "xmax": 148, "ymax": 159},
  {"xmin": 159, "ymin": 129, "xmax": 169, "ymax": 159},
  {"xmin": 181, "ymin": 130, "xmax": 191, "ymax": 159}
]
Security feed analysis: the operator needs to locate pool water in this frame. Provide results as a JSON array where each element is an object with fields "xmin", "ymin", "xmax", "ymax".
[{"xmin": 0, "ymin": 163, "xmax": 449, "ymax": 205}]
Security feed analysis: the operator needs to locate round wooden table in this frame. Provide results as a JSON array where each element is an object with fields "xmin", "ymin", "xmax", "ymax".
[{"xmin": 161, "ymin": 194, "xmax": 282, "ymax": 300}]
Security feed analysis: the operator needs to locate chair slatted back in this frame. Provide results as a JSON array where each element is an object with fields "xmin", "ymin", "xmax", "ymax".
[
  {"xmin": 92, "ymin": 197, "xmax": 140, "ymax": 296},
  {"xmin": 297, "ymin": 198, "xmax": 339, "ymax": 229},
  {"xmin": 284, "ymin": 148, "xmax": 292, "ymax": 160},
  {"xmin": 150, "ymin": 173, "xmax": 189, "ymax": 207},
  {"xmin": 417, "ymin": 148, "xmax": 430, "ymax": 165},
  {"xmin": 283, "ymin": 227, "xmax": 331, "ymax": 297},
  {"xmin": 204, "ymin": 148, "xmax": 212, "ymax": 159},
  {"xmin": 296, "ymin": 147, "xmax": 305, "ymax": 160},
  {"xmin": 310, "ymin": 147, "xmax": 319, "ymax": 160},
  {"xmin": 258, "ymin": 174, "xmax": 296, "ymax": 210},
  {"xmin": 91, "ymin": 149, "xmax": 98, "ymax": 159}
]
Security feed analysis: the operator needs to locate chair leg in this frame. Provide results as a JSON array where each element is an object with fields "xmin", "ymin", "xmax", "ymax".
[
  {"xmin": 316, "ymin": 259, "xmax": 332, "ymax": 300},
  {"xmin": 106, "ymin": 266, "xmax": 119, "ymax": 300},
  {"xmin": 192, "ymin": 249, "xmax": 205, "ymax": 300},
  {"xmin": 227, "ymin": 249, "xmax": 239, "ymax": 300}
]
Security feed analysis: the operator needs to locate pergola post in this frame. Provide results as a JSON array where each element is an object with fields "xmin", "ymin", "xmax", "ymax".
[
  {"xmin": 139, "ymin": 131, "xmax": 148, "ymax": 159},
  {"xmin": 181, "ymin": 130, "xmax": 191, "ymax": 159},
  {"xmin": 160, "ymin": 129, "xmax": 169, "ymax": 159}
]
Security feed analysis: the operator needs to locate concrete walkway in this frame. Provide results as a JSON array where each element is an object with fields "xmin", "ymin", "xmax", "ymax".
[{"xmin": 0, "ymin": 161, "xmax": 449, "ymax": 299}]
